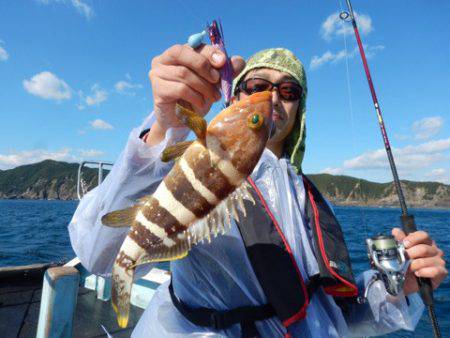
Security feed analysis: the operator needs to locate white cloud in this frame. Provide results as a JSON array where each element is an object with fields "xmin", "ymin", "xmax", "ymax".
[
  {"xmin": 320, "ymin": 138, "xmax": 450, "ymax": 183},
  {"xmin": 426, "ymin": 168, "xmax": 450, "ymax": 184},
  {"xmin": 343, "ymin": 138, "xmax": 450, "ymax": 171},
  {"xmin": 82, "ymin": 84, "xmax": 108, "ymax": 106},
  {"xmin": 321, "ymin": 11, "xmax": 373, "ymax": 41},
  {"xmin": 38, "ymin": 0, "xmax": 94, "ymax": 20},
  {"xmin": 71, "ymin": 0, "xmax": 93, "ymax": 19},
  {"xmin": 364, "ymin": 44, "xmax": 385, "ymax": 58},
  {"xmin": 412, "ymin": 116, "xmax": 444, "ymax": 140},
  {"xmin": 321, "ymin": 167, "xmax": 344, "ymax": 175},
  {"xmin": 0, "ymin": 148, "xmax": 77, "ymax": 170},
  {"xmin": 310, "ymin": 45, "xmax": 384, "ymax": 70},
  {"xmin": 90, "ymin": 119, "xmax": 114, "ymax": 130},
  {"xmin": 0, "ymin": 40, "xmax": 9, "ymax": 61},
  {"xmin": 114, "ymin": 80, "xmax": 143, "ymax": 95},
  {"xmin": 23, "ymin": 71, "xmax": 72, "ymax": 100},
  {"xmin": 394, "ymin": 133, "xmax": 410, "ymax": 141},
  {"xmin": 78, "ymin": 149, "xmax": 104, "ymax": 158},
  {"xmin": 310, "ymin": 48, "xmax": 356, "ymax": 70},
  {"xmin": 0, "ymin": 148, "xmax": 106, "ymax": 170}
]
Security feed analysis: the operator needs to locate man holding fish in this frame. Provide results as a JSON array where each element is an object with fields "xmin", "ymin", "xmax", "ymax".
[{"xmin": 69, "ymin": 42, "xmax": 447, "ymax": 337}]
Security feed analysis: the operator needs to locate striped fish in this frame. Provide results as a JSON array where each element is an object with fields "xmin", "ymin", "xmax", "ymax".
[{"xmin": 101, "ymin": 91, "xmax": 273, "ymax": 328}]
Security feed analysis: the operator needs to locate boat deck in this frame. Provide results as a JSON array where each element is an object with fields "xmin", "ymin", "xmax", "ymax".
[{"xmin": 0, "ymin": 264, "xmax": 143, "ymax": 338}]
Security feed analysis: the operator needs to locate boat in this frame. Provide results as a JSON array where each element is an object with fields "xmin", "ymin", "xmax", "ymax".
[{"xmin": 0, "ymin": 161, "xmax": 170, "ymax": 337}]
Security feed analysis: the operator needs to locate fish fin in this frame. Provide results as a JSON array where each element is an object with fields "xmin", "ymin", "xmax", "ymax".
[
  {"xmin": 111, "ymin": 263, "xmax": 134, "ymax": 328},
  {"xmin": 175, "ymin": 102, "xmax": 207, "ymax": 139},
  {"xmin": 137, "ymin": 195, "xmax": 152, "ymax": 205},
  {"xmin": 179, "ymin": 181, "xmax": 256, "ymax": 249},
  {"xmin": 161, "ymin": 140, "xmax": 193, "ymax": 162},
  {"xmin": 130, "ymin": 241, "xmax": 190, "ymax": 266},
  {"xmin": 101, "ymin": 206, "xmax": 138, "ymax": 227},
  {"xmin": 130, "ymin": 247, "xmax": 188, "ymax": 268}
]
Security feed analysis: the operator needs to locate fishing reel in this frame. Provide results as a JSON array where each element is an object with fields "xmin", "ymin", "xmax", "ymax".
[{"xmin": 365, "ymin": 235, "xmax": 409, "ymax": 297}]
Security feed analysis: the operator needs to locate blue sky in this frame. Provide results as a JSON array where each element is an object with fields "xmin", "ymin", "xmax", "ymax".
[{"xmin": 0, "ymin": 0, "xmax": 449, "ymax": 184}]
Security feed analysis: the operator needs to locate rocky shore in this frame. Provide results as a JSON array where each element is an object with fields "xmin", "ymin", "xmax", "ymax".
[{"xmin": 1, "ymin": 160, "xmax": 449, "ymax": 209}]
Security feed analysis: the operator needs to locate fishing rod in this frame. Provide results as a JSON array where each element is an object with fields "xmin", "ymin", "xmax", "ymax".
[{"xmin": 339, "ymin": 1, "xmax": 441, "ymax": 337}]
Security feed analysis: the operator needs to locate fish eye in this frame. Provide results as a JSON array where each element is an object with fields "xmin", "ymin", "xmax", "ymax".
[{"xmin": 247, "ymin": 113, "xmax": 264, "ymax": 130}]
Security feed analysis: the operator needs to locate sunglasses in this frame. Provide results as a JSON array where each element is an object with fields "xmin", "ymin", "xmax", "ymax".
[{"xmin": 237, "ymin": 78, "xmax": 303, "ymax": 101}]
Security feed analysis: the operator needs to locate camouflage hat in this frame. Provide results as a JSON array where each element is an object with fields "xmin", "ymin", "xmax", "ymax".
[{"xmin": 232, "ymin": 48, "xmax": 307, "ymax": 173}]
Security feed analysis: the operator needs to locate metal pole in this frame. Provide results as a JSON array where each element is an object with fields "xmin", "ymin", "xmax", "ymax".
[{"xmin": 341, "ymin": 1, "xmax": 441, "ymax": 337}]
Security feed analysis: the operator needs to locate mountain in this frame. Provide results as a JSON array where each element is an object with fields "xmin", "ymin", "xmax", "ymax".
[
  {"xmin": 0, "ymin": 160, "xmax": 449, "ymax": 208},
  {"xmin": 308, "ymin": 174, "xmax": 450, "ymax": 209},
  {"xmin": 0, "ymin": 160, "xmax": 102, "ymax": 200}
]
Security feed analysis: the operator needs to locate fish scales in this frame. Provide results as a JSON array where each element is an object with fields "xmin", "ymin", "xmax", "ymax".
[
  {"xmin": 139, "ymin": 198, "xmax": 185, "ymax": 237},
  {"xmin": 163, "ymin": 151, "xmax": 214, "ymax": 218},
  {"xmin": 185, "ymin": 142, "xmax": 236, "ymax": 200}
]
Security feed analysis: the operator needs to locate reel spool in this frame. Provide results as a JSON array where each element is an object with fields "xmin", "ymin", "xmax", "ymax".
[{"xmin": 366, "ymin": 235, "xmax": 409, "ymax": 296}]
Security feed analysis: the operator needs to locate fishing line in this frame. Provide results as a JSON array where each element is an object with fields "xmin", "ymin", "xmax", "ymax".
[{"xmin": 337, "ymin": 0, "xmax": 369, "ymax": 240}]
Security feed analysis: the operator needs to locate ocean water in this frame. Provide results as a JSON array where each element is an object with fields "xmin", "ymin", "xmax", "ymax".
[{"xmin": 0, "ymin": 199, "xmax": 448, "ymax": 337}]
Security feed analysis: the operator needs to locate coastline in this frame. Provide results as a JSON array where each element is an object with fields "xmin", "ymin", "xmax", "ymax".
[{"xmin": 1, "ymin": 197, "xmax": 448, "ymax": 211}]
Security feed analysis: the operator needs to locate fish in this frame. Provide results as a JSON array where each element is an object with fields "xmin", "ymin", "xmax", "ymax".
[{"xmin": 101, "ymin": 91, "xmax": 273, "ymax": 328}]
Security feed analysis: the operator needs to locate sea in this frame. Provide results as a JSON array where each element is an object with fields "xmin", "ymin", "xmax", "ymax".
[{"xmin": 0, "ymin": 199, "xmax": 448, "ymax": 337}]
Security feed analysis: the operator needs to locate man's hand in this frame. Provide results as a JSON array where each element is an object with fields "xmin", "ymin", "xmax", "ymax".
[
  {"xmin": 392, "ymin": 228, "xmax": 447, "ymax": 295},
  {"xmin": 146, "ymin": 44, "xmax": 245, "ymax": 145}
]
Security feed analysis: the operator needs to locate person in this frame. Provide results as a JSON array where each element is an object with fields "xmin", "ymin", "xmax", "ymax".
[{"xmin": 69, "ymin": 44, "xmax": 447, "ymax": 337}]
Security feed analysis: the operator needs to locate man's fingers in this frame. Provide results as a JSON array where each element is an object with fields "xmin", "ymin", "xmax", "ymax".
[
  {"xmin": 154, "ymin": 78, "xmax": 206, "ymax": 110},
  {"xmin": 392, "ymin": 227, "xmax": 406, "ymax": 241},
  {"xmin": 403, "ymin": 230, "xmax": 433, "ymax": 248},
  {"xmin": 160, "ymin": 44, "xmax": 223, "ymax": 84},
  {"xmin": 157, "ymin": 64, "xmax": 221, "ymax": 103},
  {"xmin": 230, "ymin": 55, "xmax": 246, "ymax": 78},
  {"xmin": 197, "ymin": 44, "xmax": 227, "ymax": 68},
  {"xmin": 414, "ymin": 266, "xmax": 448, "ymax": 283},
  {"xmin": 410, "ymin": 256, "xmax": 446, "ymax": 272},
  {"xmin": 406, "ymin": 243, "xmax": 440, "ymax": 259}
]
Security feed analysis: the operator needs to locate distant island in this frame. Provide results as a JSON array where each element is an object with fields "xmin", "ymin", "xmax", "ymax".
[{"xmin": 0, "ymin": 160, "xmax": 449, "ymax": 209}]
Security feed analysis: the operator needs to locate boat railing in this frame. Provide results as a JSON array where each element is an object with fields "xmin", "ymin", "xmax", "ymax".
[
  {"xmin": 36, "ymin": 258, "xmax": 170, "ymax": 337},
  {"xmin": 77, "ymin": 161, "xmax": 113, "ymax": 200}
]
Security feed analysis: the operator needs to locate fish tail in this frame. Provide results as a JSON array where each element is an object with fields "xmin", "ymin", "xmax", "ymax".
[{"xmin": 111, "ymin": 248, "xmax": 137, "ymax": 328}]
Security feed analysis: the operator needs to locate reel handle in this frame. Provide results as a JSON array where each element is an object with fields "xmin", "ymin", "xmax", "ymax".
[{"xmin": 400, "ymin": 214, "xmax": 434, "ymax": 306}]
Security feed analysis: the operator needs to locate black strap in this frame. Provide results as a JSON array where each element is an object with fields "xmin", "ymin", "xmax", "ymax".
[
  {"xmin": 169, "ymin": 276, "xmax": 323, "ymax": 337},
  {"xmin": 306, "ymin": 274, "xmax": 321, "ymax": 298},
  {"xmin": 169, "ymin": 282, "xmax": 275, "ymax": 338}
]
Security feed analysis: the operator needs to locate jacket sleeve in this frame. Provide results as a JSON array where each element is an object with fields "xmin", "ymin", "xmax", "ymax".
[
  {"xmin": 68, "ymin": 113, "xmax": 189, "ymax": 276},
  {"xmin": 345, "ymin": 270, "xmax": 424, "ymax": 337}
]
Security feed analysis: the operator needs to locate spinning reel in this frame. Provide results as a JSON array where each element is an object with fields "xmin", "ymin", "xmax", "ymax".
[{"xmin": 365, "ymin": 235, "xmax": 409, "ymax": 297}]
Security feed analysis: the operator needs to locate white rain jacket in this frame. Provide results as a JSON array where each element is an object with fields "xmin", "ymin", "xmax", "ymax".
[{"xmin": 69, "ymin": 113, "xmax": 424, "ymax": 337}]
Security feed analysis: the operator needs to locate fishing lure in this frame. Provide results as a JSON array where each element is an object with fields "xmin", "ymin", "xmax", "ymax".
[
  {"xmin": 207, "ymin": 20, "xmax": 233, "ymax": 106},
  {"xmin": 187, "ymin": 20, "xmax": 233, "ymax": 106}
]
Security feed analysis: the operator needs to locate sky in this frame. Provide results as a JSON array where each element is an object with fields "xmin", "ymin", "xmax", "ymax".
[{"xmin": 0, "ymin": 0, "xmax": 449, "ymax": 184}]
